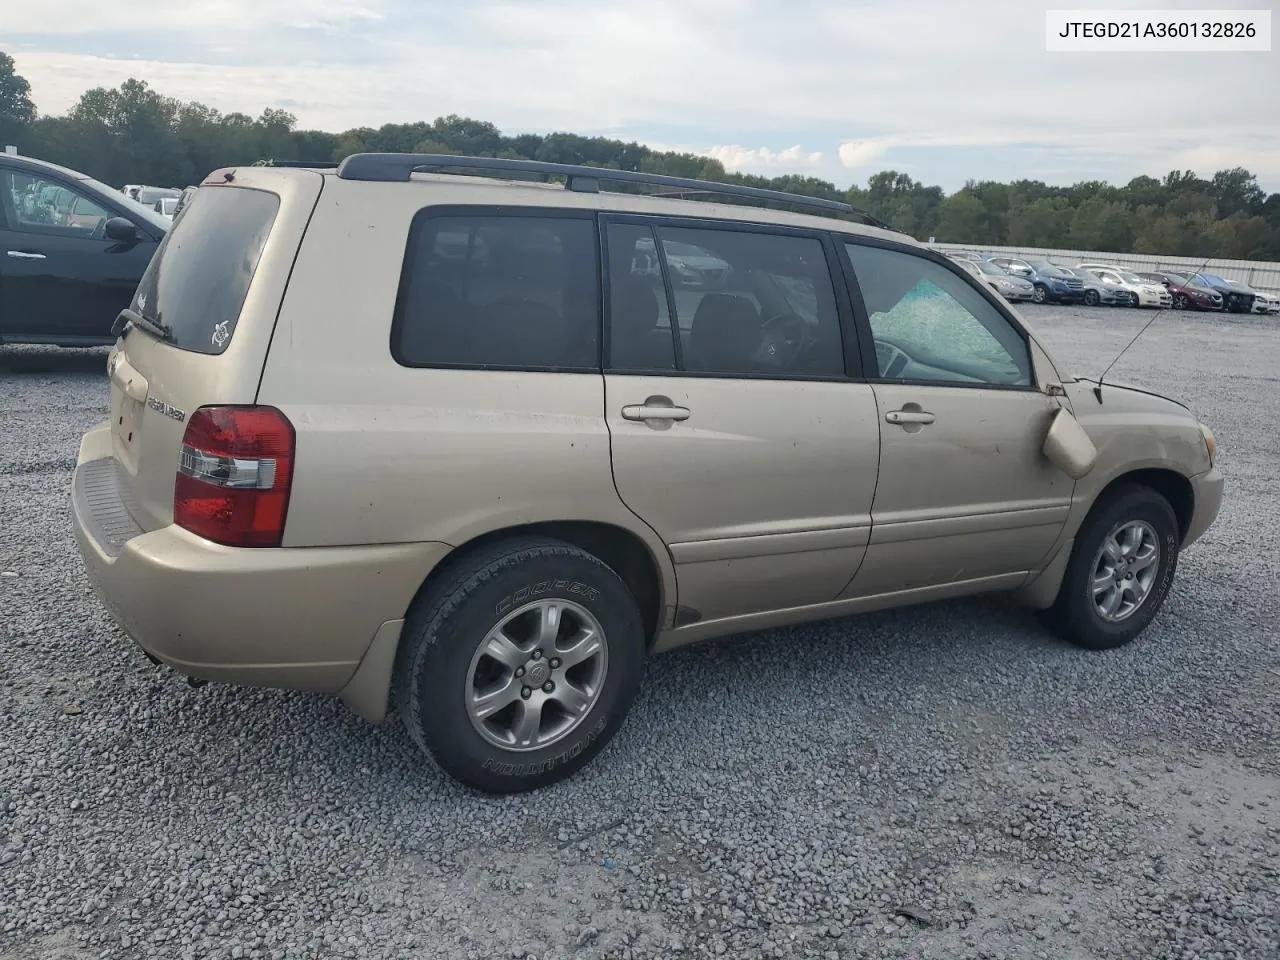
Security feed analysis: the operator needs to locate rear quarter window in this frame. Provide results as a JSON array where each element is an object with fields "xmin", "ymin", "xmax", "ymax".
[
  {"xmin": 130, "ymin": 186, "xmax": 279, "ymax": 355},
  {"xmin": 392, "ymin": 212, "xmax": 600, "ymax": 370}
]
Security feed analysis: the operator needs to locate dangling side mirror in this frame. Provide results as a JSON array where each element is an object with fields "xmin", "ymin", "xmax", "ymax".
[{"xmin": 1042, "ymin": 407, "xmax": 1097, "ymax": 479}]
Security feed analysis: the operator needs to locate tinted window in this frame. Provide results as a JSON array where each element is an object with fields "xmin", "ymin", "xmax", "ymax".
[
  {"xmin": 130, "ymin": 185, "xmax": 278, "ymax": 355},
  {"xmin": 608, "ymin": 224, "xmax": 844, "ymax": 378},
  {"xmin": 395, "ymin": 215, "xmax": 599, "ymax": 370},
  {"xmin": 606, "ymin": 223, "xmax": 677, "ymax": 371},
  {"xmin": 2, "ymin": 171, "xmax": 111, "ymax": 237},
  {"xmin": 846, "ymin": 244, "xmax": 1032, "ymax": 387}
]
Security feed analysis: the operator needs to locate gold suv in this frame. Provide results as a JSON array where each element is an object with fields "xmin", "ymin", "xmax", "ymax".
[{"xmin": 71, "ymin": 155, "xmax": 1224, "ymax": 793}]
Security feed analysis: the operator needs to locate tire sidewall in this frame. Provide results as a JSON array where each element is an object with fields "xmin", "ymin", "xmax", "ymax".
[
  {"xmin": 1033, "ymin": 284, "xmax": 1048, "ymax": 304},
  {"xmin": 1060, "ymin": 490, "xmax": 1180, "ymax": 648},
  {"xmin": 406, "ymin": 549, "xmax": 644, "ymax": 792}
]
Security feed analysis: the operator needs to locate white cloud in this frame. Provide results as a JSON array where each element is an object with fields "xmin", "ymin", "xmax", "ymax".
[
  {"xmin": 706, "ymin": 145, "xmax": 824, "ymax": 171},
  {"xmin": 4, "ymin": 0, "xmax": 1278, "ymax": 191}
]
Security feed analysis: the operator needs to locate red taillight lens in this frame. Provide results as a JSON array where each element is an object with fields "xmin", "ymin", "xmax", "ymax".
[{"xmin": 174, "ymin": 405, "xmax": 295, "ymax": 547}]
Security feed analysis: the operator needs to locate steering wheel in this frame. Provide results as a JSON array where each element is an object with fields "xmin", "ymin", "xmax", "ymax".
[
  {"xmin": 758, "ymin": 312, "xmax": 814, "ymax": 368},
  {"xmin": 874, "ymin": 338, "xmax": 911, "ymax": 378}
]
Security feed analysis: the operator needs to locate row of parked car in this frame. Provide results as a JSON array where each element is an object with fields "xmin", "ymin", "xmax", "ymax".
[
  {"xmin": 943, "ymin": 251, "xmax": 1280, "ymax": 315},
  {"xmin": 121, "ymin": 183, "xmax": 183, "ymax": 219}
]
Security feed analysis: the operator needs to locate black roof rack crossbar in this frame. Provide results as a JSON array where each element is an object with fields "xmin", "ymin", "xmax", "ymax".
[{"xmin": 335, "ymin": 153, "xmax": 894, "ymax": 229}]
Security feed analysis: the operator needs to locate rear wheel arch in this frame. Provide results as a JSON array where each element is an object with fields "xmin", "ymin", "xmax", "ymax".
[{"xmin": 405, "ymin": 520, "xmax": 669, "ymax": 648}]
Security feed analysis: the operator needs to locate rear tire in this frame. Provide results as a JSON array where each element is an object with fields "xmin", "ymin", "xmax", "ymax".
[
  {"xmin": 1083, "ymin": 289, "xmax": 1100, "ymax": 307},
  {"xmin": 1172, "ymin": 293, "xmax": 1188, "ymax": 310},
  {"xmin": 395, "ymin": 537, "xmax": 646, "ymax": 793},
  {"xmin": 1037, "ymin": 486, "xmax": 1180, "ymax": 651},
  {"xmin": 1032, "ymin": 284, "xmax": 1048, "ymax": 304}
]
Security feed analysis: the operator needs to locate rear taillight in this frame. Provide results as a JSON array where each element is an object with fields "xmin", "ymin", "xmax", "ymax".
[{"xmin": 174, "ymin": 406, "xmax": 295, "ymax": 547}]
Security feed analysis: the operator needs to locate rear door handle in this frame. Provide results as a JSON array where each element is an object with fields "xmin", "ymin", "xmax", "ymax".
[
  {"xmin": 6, "ymin": 250, "xmax": 47, "ymax": 260},
  {"xmin": 885, "ymin": 408, "xmax": 936, "ymax": 425},
  {"xmin": 621, "ymin": 401, "xmax": 691, "ymax": 422}
]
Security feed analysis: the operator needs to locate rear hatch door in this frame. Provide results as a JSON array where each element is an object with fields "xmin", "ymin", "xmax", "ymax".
[{"xmin": 106, "ymin": 168, "xmax": 322, "ymax": 532}]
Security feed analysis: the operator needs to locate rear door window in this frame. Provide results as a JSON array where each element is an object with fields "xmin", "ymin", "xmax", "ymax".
[
  {"xmin": 393, "ymin": 213, "xmax": 600, "ymax": 370},
  {"xmin": 130, "ymin": 185, "xmax": 279, "ymax": 355}
]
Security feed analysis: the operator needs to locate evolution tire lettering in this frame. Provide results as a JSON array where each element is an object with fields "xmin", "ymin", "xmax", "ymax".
[
  {"xmin": 495, "ymin": 579, "xmax": 600, "ymax": 617},
  {"xmin": 480, "ymin": 716, "xmax": 608, "ymax": 777}
]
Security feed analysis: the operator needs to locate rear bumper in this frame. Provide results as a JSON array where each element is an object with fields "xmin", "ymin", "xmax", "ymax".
[
  {"xmin": 71, "ymin": 424, "xmax": 450, "ymax": 694},
  {"xmin": 1184, "ymin": 466, "xmax": 1224, "ymax": 549}
]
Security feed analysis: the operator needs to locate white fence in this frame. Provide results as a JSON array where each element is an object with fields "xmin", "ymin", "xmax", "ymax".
[{"xmin": 925, "ymin": 243, "xmax": 1280, "ymax": 293}]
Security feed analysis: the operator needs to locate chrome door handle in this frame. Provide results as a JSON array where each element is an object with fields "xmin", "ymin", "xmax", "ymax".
[
  {"xmin": 885, "ymin": 409, "xmax": 935, "ymax": 425},
  {"xmin": 6, "ymin": 250, "xmax": 47, "ymax": 260},
  {"xmin": 622, "ymin": 402, "xmax": 691, "ymax": 422}
]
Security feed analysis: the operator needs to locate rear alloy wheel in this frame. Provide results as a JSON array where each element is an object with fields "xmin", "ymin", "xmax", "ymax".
[
  {"xmin": 1032, "ymin": 284, "xmax": 1048, "ymax": 304},
  {"xmin": 395, "ymin": 537, "xmax": 646, "ymax": 793},
  {"xmin": 1038, "ymin": 485, "xmax": 1180, "ymax": 651},
  {"xmin": 1172, "ymin": 293, "xmax": 1188, "ymax": 310},
  {"xmin": 1083, "ymin": 289, "xmax": 1101, "ymax": 307}
]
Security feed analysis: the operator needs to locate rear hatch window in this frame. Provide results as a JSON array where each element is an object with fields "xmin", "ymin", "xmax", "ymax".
[{"xmin": 129, "ymin": 186, "xmax": 280, "ymax": 355}]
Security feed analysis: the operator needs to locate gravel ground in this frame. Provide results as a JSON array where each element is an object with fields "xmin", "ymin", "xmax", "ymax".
[{"xmin": 1, "ymin": 306, "xmax": 1278, "ymax": 960}]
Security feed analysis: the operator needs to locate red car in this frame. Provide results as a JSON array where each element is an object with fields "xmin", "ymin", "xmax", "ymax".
[{"xmin": 1135, "ymin": 271, "xmax": 1223, "ymax": 311}]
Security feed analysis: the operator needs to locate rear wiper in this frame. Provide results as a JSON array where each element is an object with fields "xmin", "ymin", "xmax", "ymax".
[{"xmin": 112, "ymin": 307, "xmax": 174, "ymax": 342}]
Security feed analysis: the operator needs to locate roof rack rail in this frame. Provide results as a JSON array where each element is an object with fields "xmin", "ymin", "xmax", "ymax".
[{"xmin": 335, "ymin": 153, "xmax": 894, "ymax": 230}]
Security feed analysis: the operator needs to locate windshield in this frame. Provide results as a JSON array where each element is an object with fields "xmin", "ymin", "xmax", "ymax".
[
  {"xmin": 1121, "ymin": 273, "xmax": 1144, "ymax": 283},
  {"xmin": 976, "ymin": 261, "xmax": 1006, "ymax": 276}
]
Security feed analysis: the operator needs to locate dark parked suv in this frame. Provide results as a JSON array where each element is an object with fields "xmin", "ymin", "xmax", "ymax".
[{"xmin": 0, "ymin": 153, "xmax": 169, "ymax": 346}]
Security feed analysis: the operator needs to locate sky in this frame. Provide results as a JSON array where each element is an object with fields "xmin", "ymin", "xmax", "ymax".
[{"xmin": 3, "ymin": 0, "xmax": 1278, "ymax": 193}]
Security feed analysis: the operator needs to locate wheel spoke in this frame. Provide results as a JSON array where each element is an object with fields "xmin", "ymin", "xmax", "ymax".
[
  {"xmin": 510, "ymin": 698, "xmax": 543, "ymax": 747},
  {"xmin": 1129, "ymin": 550, "xmax": 1157, "ymax": 574},
  {"xmin": 481, "ymin": 630, "xmax": 525, "ymax": 670},
  {"xmin": 536, "ymin": 602, "xmax": 562, "ymax": 650},
  {"xmin": 557, "ymin": 629, "xmax": 602, "ymax": 670},
  {"xmin": 1098, "ymin": 584, "xmax": 1122, "ymax": 617},
  {"xmin": 471, "ymin": 679, "xmax": 521, "ymax": 720},
  {"xmin": 1102, "ymin": 537, "xmax": 1123, "ymax": 564},
  {"xmin": 553, "ymin": 681, "xmax": 592, "ymax": 716},
  {"xmin": 1093, "ymin": 571, "xmax": 1115, "ymax": 595}
]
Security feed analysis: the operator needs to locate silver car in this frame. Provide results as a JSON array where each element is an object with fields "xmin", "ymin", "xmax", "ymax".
[{"xmin": 957, "ymin": 258, "xmax": 1036, "ymax": 302}]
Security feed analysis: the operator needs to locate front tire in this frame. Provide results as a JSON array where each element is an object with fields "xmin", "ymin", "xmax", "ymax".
[
  {"xmin": 1038, "ymin": 486, "xmax": 1180, "ymax": 651},
  {"xmin": 395, "ymin": 537, "xmax": 646, "ymax": 793}
]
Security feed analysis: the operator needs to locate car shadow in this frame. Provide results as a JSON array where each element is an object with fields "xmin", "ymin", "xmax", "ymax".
[{"xmin": 0, "ymin": 346, "xmax": 110, "ymax": 375}]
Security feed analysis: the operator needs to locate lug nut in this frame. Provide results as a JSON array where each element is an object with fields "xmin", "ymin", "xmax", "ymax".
[
  {"xmin": 531, "ymin": 649, "xmax": 542, "ymax": 660},
  {"xmin": 521, "ymin": 686, "xmax": 532, "ymax": 699},
  {"xmin": 515, "ymin": 667, "xmax": 525, "ymax": 678},
  {"xmin": 542, "ymin": 681, "xmax": 554, "ymax": 693},
  {"xmin": 549, "ymin": 658, "xmax": 561, "ymax": 669}
]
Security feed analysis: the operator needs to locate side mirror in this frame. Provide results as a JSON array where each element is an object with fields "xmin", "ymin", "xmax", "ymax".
[
  {"xmin": 1042, "ymin": 407, "xmax": 1097, "ymax": 479},
  {"xmin": 104, "ymin": 217, "xmax": 139, "ymax": 243}
]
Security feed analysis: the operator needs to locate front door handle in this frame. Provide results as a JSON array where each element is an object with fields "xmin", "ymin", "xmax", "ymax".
[
  {"xmin": 6, "ymin": 250, "xmax": 47, "ymax": 260},
  {"xmin": 885, "ymin": 408, "xmax": 935, "ymax": 425},
  {"xmin": 621, "ymin": 399, "xmax": 691, "ymax": 422}
]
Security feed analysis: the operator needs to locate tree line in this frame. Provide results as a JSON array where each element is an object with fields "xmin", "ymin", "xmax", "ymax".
[{"xmin": 3, "ymin": 51, "xmax": 1278, "ymax": 260}]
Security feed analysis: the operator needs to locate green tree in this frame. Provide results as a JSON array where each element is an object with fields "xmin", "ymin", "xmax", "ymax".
[
  {"xmin": 0, "ymin": 50, "xmax": 36, "ymax": 147},
  {"xmin": 935, "ymin": 191, "xmax": 986, "ymax": 243}
]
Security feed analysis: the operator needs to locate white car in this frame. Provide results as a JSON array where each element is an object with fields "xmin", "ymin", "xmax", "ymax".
[
  {"xmin": 1075, "ymin": 264, "xmax": 1171, "ymax": 308},
  {"xmin": 1252, "ymin": 290, "xmax": 1280, "ymax": 315}
]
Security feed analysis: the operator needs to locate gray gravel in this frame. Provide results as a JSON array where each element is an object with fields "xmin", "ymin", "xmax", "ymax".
[{"xmin": 2, "ymin": 306, "xmax": 1278, "ymax": 960}]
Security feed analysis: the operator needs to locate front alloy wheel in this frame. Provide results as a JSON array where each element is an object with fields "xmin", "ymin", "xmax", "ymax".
[
  {"xmin": 1037, "ymin": 484, "xmax": 1180, "ymax": 651},
  {"xmin": 1090, "ymin": 520, "xmax": 1160, "ymax": 622}
]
